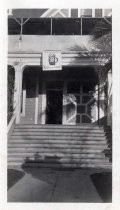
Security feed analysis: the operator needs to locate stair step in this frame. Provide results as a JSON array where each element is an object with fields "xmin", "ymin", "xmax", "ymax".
[
  {"xmin": 10, "ymin": 136, "xmax": 106, "ymax": 140},
  {"xmin": 8, "ymin": 162, "xmax": 112, "ymax": 170},
  {"xmin": 15, "ymin": 125, "xmax": 104, "ymax": 129},
  {"xmin": 13, "ymin": 130, "xmax": 105, "ymax": 136},
  {"xmin": 18, "ymin": 134, "xmax": 105, "ymax": 138},
  {"xmin": 8, "ymin": 157, "xmax": 109, "ymax": 163},
  {"xmin": 13, "ymin": 128, "xmax": 104, "ymax": 133},
  {"xmin": 8, "ymin": 140, "xmax": 107, "ymax": 145},
  {"xmin": 19, "ymin": 121, "xmax": 35, "ymax": 124},
  {"xmin": 25, "ymin": 103, "xmax": 35, "ymax": 106},
  {"xmin": 8, "ymin": 153, "xmax": 106, "ymax": 158},
  {"xmin": 24, "ymin": 110, "xmax": 35, "ymax": 113},
  {"xmin": 8, "ymin": 149, "xmax": 111, "ymax": 155},
  {"xmin": 8, "ymin": 143, "xmax": 108, "ymax": 149},
  {"xmin": 8, "ymin": 147, "xmax": 110, "ymax": 153}
]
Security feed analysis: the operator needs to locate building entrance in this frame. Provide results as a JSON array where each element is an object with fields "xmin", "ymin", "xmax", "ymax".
[
  {"xmin": 45, "ymin": 81, "xmax": 63, "ymax": 124},
  {"xmin": 21, "ymin": 67, "xmax": 99, "ymax": 125},
  {"xmin": 46, "ymin": 90, "xmax": 63, "ymax": 124}
]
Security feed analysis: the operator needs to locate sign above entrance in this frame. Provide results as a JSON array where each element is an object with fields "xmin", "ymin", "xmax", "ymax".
[{"xmin": 42, "ymin": 51, "xmax": 62, "ymax": 71}]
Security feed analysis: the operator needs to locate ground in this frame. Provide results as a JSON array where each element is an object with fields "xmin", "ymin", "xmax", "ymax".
[{"xmin": 7, "ymin": 167, "xmax": 112, "ymax": 203}]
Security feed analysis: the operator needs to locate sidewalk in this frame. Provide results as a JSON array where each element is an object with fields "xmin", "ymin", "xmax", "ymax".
[{"xmin": 7, "ymin": 168, "xmax": 111, "ymax": 202}]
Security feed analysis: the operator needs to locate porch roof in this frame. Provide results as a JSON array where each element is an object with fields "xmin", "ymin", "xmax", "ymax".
[
  {"xmin": 8, "ymin": 35, "xmax": 111, "ymax": 54},
  {"xmin": 8, "ymin": 35, "xmax": 111, "ymax": 67}
]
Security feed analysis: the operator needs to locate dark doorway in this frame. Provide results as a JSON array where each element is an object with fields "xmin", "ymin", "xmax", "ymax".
[{"xmin": 46, "ymin": 90, "xmax": 63, "ymax": 124}]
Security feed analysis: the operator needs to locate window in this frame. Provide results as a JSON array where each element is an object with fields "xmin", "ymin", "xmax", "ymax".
[
  {"xmin": 81, "ymin": 9, "xmax": 92, "ymax": 17},
  {"xmin": 104, "ymin": 9, "xmax": 112, "ymax": 17},
  {"xmin": 95, "ymin": 9, "xmax": 102, "ymax": 17}
]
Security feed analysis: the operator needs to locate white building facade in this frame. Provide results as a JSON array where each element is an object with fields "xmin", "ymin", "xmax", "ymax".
[{"xmin": 8, "ymin": 9, "xmax": 112, "ymax": 127}]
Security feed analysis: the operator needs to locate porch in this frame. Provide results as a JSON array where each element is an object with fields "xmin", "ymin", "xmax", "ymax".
[
  {"xmin": 20, "ymin": 66, "xmax": 99, "ymax": 125},
  {"xmin": 8, "ymin": 35, "xmax": 111, "ymax": 126}
]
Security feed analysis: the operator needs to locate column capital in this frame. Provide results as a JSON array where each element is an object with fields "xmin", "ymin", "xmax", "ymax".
[{"xmin": 8, "ymin": 58, "xmax": 25, "ymax": 73}]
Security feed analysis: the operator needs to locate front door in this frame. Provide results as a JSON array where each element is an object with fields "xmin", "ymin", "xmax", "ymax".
[{"xmin": 46, "ymin": 90, "xmax": 63, "ymax": 124}]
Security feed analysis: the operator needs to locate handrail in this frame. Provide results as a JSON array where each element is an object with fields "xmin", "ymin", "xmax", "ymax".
[{"xmin": 7, "ymin": 114, "xmax": 16, "ymax": 136}]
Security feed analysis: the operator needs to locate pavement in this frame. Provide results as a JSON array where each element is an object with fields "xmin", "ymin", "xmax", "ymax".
[{"xmin": 7, "ymin": 167, "xmax": 111, "ymax": 202}]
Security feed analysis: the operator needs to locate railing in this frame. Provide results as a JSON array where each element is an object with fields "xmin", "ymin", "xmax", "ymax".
[{"xmin": 7, "ymin": 114, "xmax": 16, "ymax": 138}]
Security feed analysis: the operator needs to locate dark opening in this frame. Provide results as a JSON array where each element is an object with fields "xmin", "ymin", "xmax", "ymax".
[{"xmin": 46, "ymin": 89, "xmax": 63, "ymax": 124}]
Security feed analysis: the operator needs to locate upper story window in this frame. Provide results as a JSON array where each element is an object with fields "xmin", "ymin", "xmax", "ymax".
[
  {"xmin": 103, "ymin": 9, "xmax": 112, "ymax": 17},
  {"xmin": 8, "ymin": 9, "xmax": 112, "ymax": 18},
  {"xmin": 81, "ymin": 9, "xmax": 92, "ymax": 17},
  {"xmin": 95, "ymin": 9, "xmax": 102, "ymax": 17},
  {"xmin": 8, "ymin": 9, "xmax": 112, "ymax": 35}
]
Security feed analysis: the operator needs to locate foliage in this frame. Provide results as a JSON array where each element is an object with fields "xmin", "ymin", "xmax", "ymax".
[{"xmin": 8, "ymin": 66, "xmax": 15, "ymax": 124}]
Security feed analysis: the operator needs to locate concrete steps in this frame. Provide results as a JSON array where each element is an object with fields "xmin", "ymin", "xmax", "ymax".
[
  {"xmin": 8, "ymin": 124, "xmax": 112, "ymax": 169},
  {"xmin": 20, "ymin": 98, "xmax": 35, "ymax": 124}
]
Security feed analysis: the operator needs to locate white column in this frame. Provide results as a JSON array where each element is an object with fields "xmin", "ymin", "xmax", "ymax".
[
  {"xmin": 107, "ymin": 70, "xmax": 112, "ymax": 126},
  {"xmin": 22, "ymin": 90, "xmax": 26, "ymax": 116},
  {"xmin": 35, "ymin": 75, "xmax": 39, "ymax": 124},
  {"xmin": 92, "ymin": 9, "xmax": 95, "ymax": 17},
  {"xmin": 99, "ymin": 82, "xmax": 105, "ymax": 121},
  {"xmin": 80, "ymin": 85, "xmax": 82, "ymax": 123},
  {"xmin": 62, "ymin": 81, "xmax": 67, "ymax": 125},
  {"xmin": 78, "ymin": 9, "xmax": 82, "ymax": 17},
  {"xmin": 68, "ymin": 9, "xmax": 71, "ymax": 17},
  {"xmin": 102, "ymin": 9, "xmax": 105, "ymax": 17},
  {"xmin": 41, "ymin": 81, "xmax": 46, "ymax": 124},
  {"xmin": 22, "ymin": 79, "xmax": 26, "ymax": 116},
  {"xmin": 13, "ymin": 64, "xmax": 23, "ymax": 124},
  {"xmin": 98, "ymin": 83, "xmax": 100, "ymax": 124},
  {"xmin": 94, "ymin": 85, "xmax": 99, "ymax": 123}
]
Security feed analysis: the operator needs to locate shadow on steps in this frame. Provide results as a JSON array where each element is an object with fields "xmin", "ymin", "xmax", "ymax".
[{"xmin": 21, "ymin": 152, "xmax": 64, "ymax": 168}]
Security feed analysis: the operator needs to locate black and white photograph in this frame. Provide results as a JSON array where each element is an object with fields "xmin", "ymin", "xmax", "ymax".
[{"xmin": 6, "ymin": 8, "xmax": 113, "ymax": 203}]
